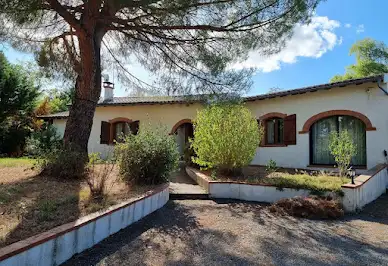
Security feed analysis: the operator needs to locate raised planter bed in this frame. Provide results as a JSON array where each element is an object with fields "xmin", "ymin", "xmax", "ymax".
[
  {"xmin": 0, "ymin": 184, "xmax": 169, "ymax": 266},
  {"xmin": 186, "ymin": 167, "xmax": 322, "ymax": 201},
  {"xmin": 186, "ymin": 165, "xmax": 388, "ymax": 212}
]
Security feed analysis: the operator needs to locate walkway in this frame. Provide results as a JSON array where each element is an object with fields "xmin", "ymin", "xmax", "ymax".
[
  {"xmin": 64, "ymin": 195, "xmax": 388, "ymax": 266},
  {"xmin": 169, "ymin": 164, "xmax": 207, "ymax": 198}
]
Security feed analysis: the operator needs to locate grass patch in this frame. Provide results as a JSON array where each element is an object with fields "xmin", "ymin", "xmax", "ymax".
[
  {"xmin": 37, "ymin": 200, "xmax": 58, "ymax": 221},
  {"xmin": 0, "ymin": 186, "xmax": 23, "ymax": 204},
  {"xmin": 0, "ymin": 157, "xmax": 36, "ymax": 168},
  {"xmin": 251, "ymin": 173, "xmax": 349, "ymax": 195}
]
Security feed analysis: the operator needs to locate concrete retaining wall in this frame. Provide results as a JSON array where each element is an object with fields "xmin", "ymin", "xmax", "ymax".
[
  {"xmin": 0, "ymin": 184, "xmax": 169, "ymax": 266},
  {"xmin": 341, "ymin": 164, "xmax": 388, "ymax": 212},
  {"xmin": 210, "ymin": 183, "xmax": 311, "ymax": 202},
  {"xmin": 187, "ymin": 166, "xmax": 388, "ymax": 212},
  {"xmin": 186, "ymin": 167, "xmax": 312, "ymax": 202}
]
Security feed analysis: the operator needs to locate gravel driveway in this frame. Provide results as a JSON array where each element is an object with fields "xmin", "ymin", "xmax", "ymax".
[{"xmin": 64, "ymin": 195, "xmax": 388, "ymax": 266}]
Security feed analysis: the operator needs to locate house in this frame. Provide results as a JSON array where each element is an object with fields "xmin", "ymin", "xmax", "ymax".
[{"xmin": 41, "ymin": 74, "xmax": 388, "ymax": 172}]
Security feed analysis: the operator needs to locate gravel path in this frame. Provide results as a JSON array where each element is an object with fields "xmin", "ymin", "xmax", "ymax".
[{"xmin": 64, "ymin": 195, "xmax": 388, "ymax": 266}]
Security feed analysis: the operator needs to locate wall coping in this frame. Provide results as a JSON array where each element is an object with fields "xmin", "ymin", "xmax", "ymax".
[
  {"xmin": 0, "ymin": 183, "xmax": 168, "ymax": 262},
  {"xmin": 341, "ymin": 164, "xmax": 387, "ymax": 189}
]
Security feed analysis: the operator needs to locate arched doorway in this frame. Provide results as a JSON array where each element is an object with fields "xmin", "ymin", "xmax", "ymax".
[
  {"xmin": 310, "ymin": 115, "xmax": 366, "ymax": 166},
  {"xmin": 172, "ymin": 119, "xmax": 194, "ymax": 158}
]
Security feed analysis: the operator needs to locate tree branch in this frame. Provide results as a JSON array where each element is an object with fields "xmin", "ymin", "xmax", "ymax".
[{"xmin": 46, "ymin": 0, "xmax": 83, "ymax": 33}]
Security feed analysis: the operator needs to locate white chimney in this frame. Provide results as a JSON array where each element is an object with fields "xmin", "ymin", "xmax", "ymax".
[{"xmin": 102, "ymin": 80, "xmax": 114, "ymax": 101}]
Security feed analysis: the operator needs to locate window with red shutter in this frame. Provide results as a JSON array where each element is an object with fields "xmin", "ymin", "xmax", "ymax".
[{"xmin": 283, "ymin": 114, "xmax": 296, "ymax": 145}]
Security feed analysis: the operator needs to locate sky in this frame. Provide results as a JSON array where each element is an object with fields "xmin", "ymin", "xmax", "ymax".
[{"xmin": 1, "ymin": 0, "xmax": 388, "ymax": 97}]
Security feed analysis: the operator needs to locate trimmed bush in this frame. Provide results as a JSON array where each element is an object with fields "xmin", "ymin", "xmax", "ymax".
[
  {"xmin": 191, "ymin": 102, "xmax": 263, "ymax": 174},
  {"xmin": 115, "ymin": 125, "xmax": 179, "ymax": 185}
]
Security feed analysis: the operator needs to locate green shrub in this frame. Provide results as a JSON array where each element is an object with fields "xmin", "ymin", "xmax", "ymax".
[
  {"xmin": 191, "ymin": 102, "xmax": 263, "ymax": 174},
  {"xmin": 329, "ymin": 130, "xmax": 357, "ymax": 177},
  {"xmin": 183, "ymin": 142, "xmax": 199, "ymax": 168},
  {"xmin": 115, "ymin": 125, "xmax": 179, "ymax": 185},
  {"xmin": 25, "ymin": 124, "xmax": 62, "ymax": 156},
  {"xmin": 37, "ymin": 144, "xmax": 87, "ymax": 179},
  {"xmin": 265, "ymin": 159, "xmax": 278, "ymax": 174}
]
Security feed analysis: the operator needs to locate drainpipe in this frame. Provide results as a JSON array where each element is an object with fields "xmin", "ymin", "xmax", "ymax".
[{"xmin": 377, "ymin": 75, "xmax": 388, "ymax": 95}]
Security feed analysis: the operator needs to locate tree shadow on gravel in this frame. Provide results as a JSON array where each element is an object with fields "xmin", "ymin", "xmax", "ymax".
[
  {"xmin": 63, "ymin": 197, "xmax": 388, "ymax": 266},
  {"xmin": 63, "ymin": 200, "xmax": 257, "ymax": 266}
]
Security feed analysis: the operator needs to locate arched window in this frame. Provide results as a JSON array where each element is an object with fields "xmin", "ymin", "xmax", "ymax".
[
  {"xmin": 311, "ymin": 115, "xmax": 366, "ymax": 166},
  {"xmin": 100, "ymin": 118, "xmax": 139, "ymax": 144},
  {"xmin": 259, "ymin": 113, "xmax": 296, "ymax": 146},
  {"xmin": 113, "ymin": 120, "xmax": 139, "ymax": 142}
]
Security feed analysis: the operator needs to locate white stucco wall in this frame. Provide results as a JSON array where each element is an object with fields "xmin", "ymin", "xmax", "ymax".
[
  {"xmin": 52, "ymin": 82, "xmax": 388, "ymax": 170},
  {"xmin": 246, "ymin": 83, "xmax": 388, "ymax": 170}
]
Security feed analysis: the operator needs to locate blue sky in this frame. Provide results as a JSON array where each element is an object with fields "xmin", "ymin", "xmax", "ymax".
[{"xmin": 1, "ymin": 0, "xmax": 387, "ymax": 97}]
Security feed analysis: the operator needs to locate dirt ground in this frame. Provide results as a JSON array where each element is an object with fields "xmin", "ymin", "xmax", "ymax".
[
  {"xmin": 0, "ymin": 165, "xmax": 157, "ymax": 248},
  {"xmin": 64, "ymin": 196, "xmax": 388, "ymax": 266}
]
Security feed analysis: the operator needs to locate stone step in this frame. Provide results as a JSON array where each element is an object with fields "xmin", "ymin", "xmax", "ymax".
[{"xmin": 169, "ymin": 193, "xmax": 210, "ymax": 200}]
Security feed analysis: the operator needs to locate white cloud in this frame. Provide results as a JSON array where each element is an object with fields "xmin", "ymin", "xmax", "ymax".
[
  {"xmin": 232, "ymin": 16, "xmax": 342, "ymax": 72},
  {"xmin": 345, "ymin": 23, "xmax": 352, "ymax": 28},
  {"xmin": 356, "ymin": 24, "xmax": 365, "ymax": 34}
]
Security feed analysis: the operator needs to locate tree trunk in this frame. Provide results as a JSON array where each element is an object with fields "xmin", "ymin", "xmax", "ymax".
[{"xmin": 63, "ymin": 29, "xmax": 104, "ymax": 162}]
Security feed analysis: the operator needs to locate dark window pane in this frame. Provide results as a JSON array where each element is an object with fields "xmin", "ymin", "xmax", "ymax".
[
  {"xmin": 266, "ymin": 120, "xmax": 275, "ymax": 144},
  {"xmin": 277, "ymin": 119, "xmax": 284, "ymax": 144}
]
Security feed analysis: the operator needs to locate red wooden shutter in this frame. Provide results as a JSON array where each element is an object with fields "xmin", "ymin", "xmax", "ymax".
[
  {"xmin": 100, "ymin": 121, "xmax": 111, "ymax": 144},
  {"xmin": 284, "ymin": 114, "xmax": 296, "ymax": 145}
]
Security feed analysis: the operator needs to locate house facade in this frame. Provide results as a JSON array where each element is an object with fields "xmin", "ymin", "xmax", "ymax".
[{"xmin": 42, "ymin": 75, "xmax": 388, "ymax": 172}]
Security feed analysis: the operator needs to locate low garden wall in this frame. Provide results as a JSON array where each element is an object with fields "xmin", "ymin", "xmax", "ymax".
[
  {"xmin": 185, "ymin": 167, "xmax": 315, "ymax": 201},
  {"xmin": 0, "ymin": 184, "xmax": 169, "ymax": 266},
  {"xmin": 186, "ymin": 165, "xmax": 388, "ymax": 212},
  {"xmin": 341, "ymin": 164, "xmax": 388, "ymax": 212}
]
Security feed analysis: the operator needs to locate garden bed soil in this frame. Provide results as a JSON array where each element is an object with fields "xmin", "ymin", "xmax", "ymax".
[{"xmin": 0, "ymin": 165, "xmax": 158, "ymax": 248}]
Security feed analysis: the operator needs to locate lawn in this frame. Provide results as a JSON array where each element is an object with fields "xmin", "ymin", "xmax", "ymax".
[
  {"xmin": 0, "ymin": 164, "xmax": 158, "ymax": 248},
  {"xmin": 0, "ymin": 157, "xmax": 36, "ymax": 168}
]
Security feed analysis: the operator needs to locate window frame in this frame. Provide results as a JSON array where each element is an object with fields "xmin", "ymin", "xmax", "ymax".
[
  {"xmin": 259, "ymin": 113, "xmax": 288, "ymax": 147},
  {"xmin": 101, "ymin": 117, "xmax": 139, "ymax": 145},
  {"xmin": 309, "ymin": 115, "xmax": 367, "ymax": 167},
  {"xmin": 265, "ymin": 117, "xmax": 284, "ymax": 146},
  {"xmin": 112, "ymin": 121, "xmax": 131, "ymax": 142}
]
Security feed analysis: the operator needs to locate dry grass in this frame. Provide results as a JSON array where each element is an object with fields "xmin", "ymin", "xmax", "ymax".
[
  {"xmin": 0, "ymin": 164, "xmax": 158, "ymax": 248},
  {"xmin": 269, "ymin": 196, "xmax": 345, "ymax": 219}
]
